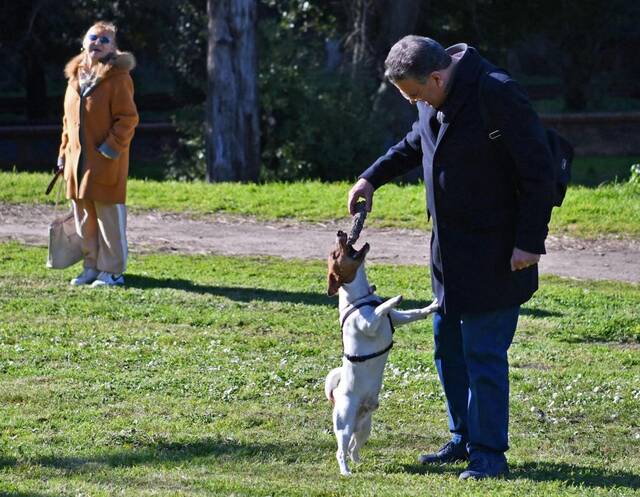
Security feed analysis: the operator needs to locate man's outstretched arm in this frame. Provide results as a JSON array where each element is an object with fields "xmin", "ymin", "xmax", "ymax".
[{"xmin": 349, "ymin": 120, "xmax": 423, "ymax": 215}]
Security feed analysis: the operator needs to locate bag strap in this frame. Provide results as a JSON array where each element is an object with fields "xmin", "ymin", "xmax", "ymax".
[
  {"xmin": 45, "ymin": 168, "xmax": 63, "ymax": 195},
  {"xmin": 478, "ymin": 70, "xmax": 512, "ymax": 141},
  {"xmin": 52, "ymin": 170, "xmax": 68, "ymax": 212}
]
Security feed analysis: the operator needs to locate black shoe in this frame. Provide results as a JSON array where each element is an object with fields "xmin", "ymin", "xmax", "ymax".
[
  {"xmin": 418, "ymin": 441, "xmax": 468, "ymax": 465},
  {"xmin": 459, "ymin": 451, "xmax": 509, "ymax": 480}
]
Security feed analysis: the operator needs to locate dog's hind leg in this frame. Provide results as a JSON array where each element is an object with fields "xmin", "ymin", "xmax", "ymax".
[
  {"xmin": 333, "ymin": 397, "xmax": 357, "ymax": 476},
  {"xmin": 349, "ymin": 412, "xmax": 372, "ymax": 463}
]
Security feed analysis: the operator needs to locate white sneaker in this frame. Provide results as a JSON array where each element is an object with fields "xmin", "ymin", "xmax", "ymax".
[
  {"xmin": 70, "ymin": 267, "xmax": 100, "ymax": 286},
  {"xmin": 91, "ymin": 272, "xmax": 125, "ymax": 287}
]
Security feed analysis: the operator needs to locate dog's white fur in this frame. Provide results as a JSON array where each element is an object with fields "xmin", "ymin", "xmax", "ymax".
[{"xmin": 325, "ymin": 264, "xmax": 438, "ymax": 476}]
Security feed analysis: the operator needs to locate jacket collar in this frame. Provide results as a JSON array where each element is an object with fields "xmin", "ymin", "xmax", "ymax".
[
  {"xmin": 437, "ymin": 44, "xmax": 484, "ymax": 124},
  {"xmin": 65, "ymin": 51, "xmax": 136, "ymax": 94}
]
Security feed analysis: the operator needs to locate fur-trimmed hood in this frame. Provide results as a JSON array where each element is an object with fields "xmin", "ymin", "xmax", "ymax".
[{"xmin": 64, "ymin": 51, "xmax": 136, "ymax": 82}]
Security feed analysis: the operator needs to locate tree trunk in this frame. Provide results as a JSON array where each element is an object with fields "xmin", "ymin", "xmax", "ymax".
[{"xmin": 206, "ymin": 0, "xmax": 259, "ymax": 182}]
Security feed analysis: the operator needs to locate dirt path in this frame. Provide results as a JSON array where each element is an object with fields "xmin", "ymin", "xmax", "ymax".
[{"xmin": 1, "ymin": 203, "xmax": 638, "ymax": 283}]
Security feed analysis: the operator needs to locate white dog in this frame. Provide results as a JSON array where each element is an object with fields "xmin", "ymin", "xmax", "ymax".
[{"xmin": 325, "ymin": 231, "xmax": 438, "ymax": 476}]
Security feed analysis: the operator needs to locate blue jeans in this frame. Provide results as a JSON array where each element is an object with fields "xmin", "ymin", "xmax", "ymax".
[{"xmin": 433, "ymin": 306, "xmax": 519, "ymax": 454}]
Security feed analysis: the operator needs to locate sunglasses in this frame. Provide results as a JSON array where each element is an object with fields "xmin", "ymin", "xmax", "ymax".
[{"xmin": 87, "ymin": 34, "xmax": 111, "ymax": 44}]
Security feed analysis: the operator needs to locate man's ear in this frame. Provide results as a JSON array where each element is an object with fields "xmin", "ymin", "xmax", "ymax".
[
  {"xmin": 327, "ymin": 273, "xmax": 341, "ymax": 296},
  {"xmin": 432, "ymin": 71, "xmax": 445, "ymax": 88}
]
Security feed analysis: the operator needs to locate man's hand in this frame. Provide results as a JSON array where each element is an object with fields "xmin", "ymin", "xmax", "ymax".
[
  {"xmin": 510, "ymin": 247, "xmax": 541, "ymax": 271},
  {"xmin": 348, "ymin": 178, "xmax": 374, "ymax": 215}
]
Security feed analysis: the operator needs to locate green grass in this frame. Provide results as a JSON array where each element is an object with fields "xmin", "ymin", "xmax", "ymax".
[
  {"xmin": 0, "ymin": 242, "xmax": 639, "ymax": 496},
  {"xmin": 2, "ymin": 170, "xmax": 639, "ymax": 239},
  {"xmin": 551, "ymin": 183, "xmax": 640, "ymax": 237},
  {"xmin": 4, "ymin": 156, "xmax": 636, "ymax": 185},
  {"xmin": 127, "ymin": 155, "xmax": 635, "ymax": 185}
]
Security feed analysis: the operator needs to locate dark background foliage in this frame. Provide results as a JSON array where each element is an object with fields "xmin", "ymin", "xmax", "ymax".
[{"xmin": 0, "ymin": 0, "xmax": 639, "ymax": 181}]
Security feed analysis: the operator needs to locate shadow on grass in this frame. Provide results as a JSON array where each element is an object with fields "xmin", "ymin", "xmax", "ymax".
[
  {"xmin": 126, "ymin": 275, "xmax": 561, "ymax": 320},
  {"xmin": 403, "ymin": 461, "xmax": 640, "ymax": 489},
  {"xmin": 0, "ymin": 455, "xmax": 50, "ymax": 496},
  {"xmin": 126, "ymin": 274, "xmax": 332, "ymax": 306},
  {"xmin": 514, "ymin": 461, "xmax": 640, "ymax": 489},
  {"xmin": 125, "ymin": 274, "xmax": 434, "ymax": 309},
  {"xmin": 6, "ymin": 439, "xmax": 639, "ymax": 490},
  {"xmin": 27, "ymin": 437, "xmax": 331, "ymax": 471},
  {"xmin": 520, "ymin": 306, "xmax": 563, "ymax": 318},
  {"xmin": 0, "ymin": 456, "xmax": 18, "ymax": 469},
  {"xmin": 402, "ymin": 462, "xmax": 462, "ymax": 478},
  {"xmin": 0, "ymin": 493, "xmax": 56, "ymax": 497}
]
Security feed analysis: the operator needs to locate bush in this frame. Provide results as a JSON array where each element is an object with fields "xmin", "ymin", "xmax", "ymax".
[
  {"xmin": 257, "ymin": 14, "xmax": 388, "ymax": 182},
  {"xmin": 164, "ymin": 105, "xmax": 207, "ymax": 181},
  {"xmin": 259, "ymin": 65, "xmax": 387, "ymax": 182},
  {"xmin": 630, "ymin": 163, "xmax": 640, "ymax": 185}
]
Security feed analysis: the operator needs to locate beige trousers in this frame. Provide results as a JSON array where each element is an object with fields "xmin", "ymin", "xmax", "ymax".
[{"xmin": 71, "ymin": 199, "xmax": 128, "ymax": 274}]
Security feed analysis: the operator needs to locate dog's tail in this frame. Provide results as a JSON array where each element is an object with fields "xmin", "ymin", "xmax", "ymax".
[{"xmin": 324, "ymin": 367, "xmax": 341, "ymax": 405}]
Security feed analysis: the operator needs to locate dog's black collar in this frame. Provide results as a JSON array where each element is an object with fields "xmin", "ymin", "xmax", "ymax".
[{"xmin": 340, "ymin": 299, "xmax": 395, "ymax": 363}]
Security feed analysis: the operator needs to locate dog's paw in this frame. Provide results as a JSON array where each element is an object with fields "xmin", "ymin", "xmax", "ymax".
[
  {"xmin": 420, "ymin": 299, "xmax": 439, "ymax": 315},
  {"xmin": 389, "ymin": 294, "xmax": 403, "ymax": 307},
  {"xmin": 350, "ymin": 450, "xmax": 361, "ymax": 463}
]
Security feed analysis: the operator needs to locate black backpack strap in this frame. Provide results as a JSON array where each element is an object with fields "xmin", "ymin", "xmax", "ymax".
[
  {"xmin": 478, "ymin": 70, "xmax": 513, "ymax": 141},
  {"xmin": 478, "ymin": 70, "xmax": 574, "ymax": 207}
]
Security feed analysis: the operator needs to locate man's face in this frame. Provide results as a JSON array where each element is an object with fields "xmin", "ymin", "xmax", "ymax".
[{"xmin": 393, "ymin": 73, "xmax": 446, "ymax": 108}]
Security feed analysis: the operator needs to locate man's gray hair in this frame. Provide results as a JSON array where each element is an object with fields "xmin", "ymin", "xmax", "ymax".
[{"xmin": 384, "ymin": 35, "xmax": 451, "ymax": 83}]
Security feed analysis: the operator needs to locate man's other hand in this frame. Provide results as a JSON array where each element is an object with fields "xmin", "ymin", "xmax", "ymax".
[
  {"xmin": 510, "ymin": 247, "xmax": 541, "ymax": 271},
  {"xmin": 348, "ymin": 178, "xmax": 374, "ymax": 215}
]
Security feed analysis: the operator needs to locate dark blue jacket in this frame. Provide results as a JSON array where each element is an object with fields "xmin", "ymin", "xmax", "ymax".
[{"xmin": 361, "ymin": 45, "xmax": 554, "ymax": 314}]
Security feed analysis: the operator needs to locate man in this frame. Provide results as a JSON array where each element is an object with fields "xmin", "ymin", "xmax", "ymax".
[{"xmin": 348, "ymin": 36, "xmax": 554, "ymax": 480}]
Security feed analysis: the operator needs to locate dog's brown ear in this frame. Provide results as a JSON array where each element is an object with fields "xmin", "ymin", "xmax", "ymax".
[{"xmin": 327, "ymin": 272, "xmax": 341, "ymax": 296}]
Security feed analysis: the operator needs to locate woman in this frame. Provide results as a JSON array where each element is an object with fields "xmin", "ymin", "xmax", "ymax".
[{"xmin": 57, "ymin": 21, "xmax": 139, "ymax": 287}]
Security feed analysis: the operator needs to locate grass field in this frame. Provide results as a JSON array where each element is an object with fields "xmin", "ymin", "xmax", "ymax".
[
  {"xmin": 126, "ymin": 155, "xmax": 638, "ymax": 185},
  {"xmin": 1, "ymin": 171, "xmax": 639, "ymax": 238},
  {"xmin": 1, "ymin": 242, "xmax": 639, "ymax": 496},
  {"xmin": 4, "ymin": 155, "xmax": 634, "ymax": 185}
]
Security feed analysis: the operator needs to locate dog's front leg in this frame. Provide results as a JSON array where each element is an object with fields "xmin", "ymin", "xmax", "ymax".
[
  {"xmin": 356, "ymin": 295, "xmax": 403, "ymax": 337},
  {"xmin": 333, "ymin": 396, "xmax": 357, "ymax": 476},
  {"xmin": 389, "ymin": 299, "xmax": 439, "ymax": 327}
]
